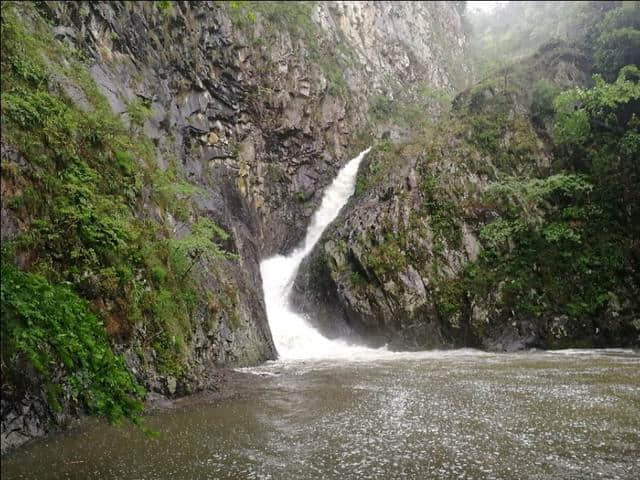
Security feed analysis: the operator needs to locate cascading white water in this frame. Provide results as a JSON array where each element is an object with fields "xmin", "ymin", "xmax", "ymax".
[{"xmin": 260, "ymin": 147, "xmax": 376, "ymax": 360}]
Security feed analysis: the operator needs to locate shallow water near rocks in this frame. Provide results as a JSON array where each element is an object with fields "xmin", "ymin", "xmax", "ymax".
[{"xmin": 3, "ymin": 349, "xmax": 639, "ymax": 479}]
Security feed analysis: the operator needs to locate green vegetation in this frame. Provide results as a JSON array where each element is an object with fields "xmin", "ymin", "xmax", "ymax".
[
  {"xmin": 217, "ymin": 1, "xmax": 354, "ymax": 95},
  {"xmin": 592, "ymin": 2, "xmax": 640, "ymax": 79},
  {"xmin": 294, "ymin": 191, "xmax": 311, "ymax": 203},
  {"xmin": 152, "ymin": 159, "xmax": 201, "ymax": 221},
  {"xmin": 461, "ymin": 7, "xmax": 640, "ymax": 344},
  {"xmin": 1, "ymin": 2, "xmax": 235, "ymax": 422},
  {"xmin": 354, "ymin": 139, "xmax": 397, "ymax": 196},
  {"xmin": 419, "ymin": 174, "xmax": 462, "ymax": 250},
  {"xmin": 465, "ymin": 1, "xmax": 618, "ymax": 79},
  {"xmin": 469, "ymin": 170, "xmax": 617, "ymax": 322},
  {"xmin": 1, "ymin": 262, "xmax": 144, "ymax": 423},
  {"xmin": 126, "ymin": 98, "xmax": 153, "ymax": 130},
  {"xmin": 368, "ymin": 81, "xmax": 453, "ymax": 130},
  {"xmin": 155, "ymin": 1, "xmax": 173, "ymax": 14},
  {"xmin": 530, "ymin": 79, "xmax": 561, "ymax": 125},
  {"xmin": 552, "ymin": 65, "xmax": 640, "ymax": 240},
  {"xmin": 331, "ymin": 1, "xmax": 639, "ymax": 349},
  {"xmin": 169, "ymin": 219, "xmax": 236, "ymax": 279},
  {"xmin": 432, "ymin": 278, "xmax": 465, "ymax": 329},
  {"xmin": 229, "ymin": 1, "xmax": 317, "ymax": 40},
  {"xmin": 349, "ymin": 270, "xmax": 367, "ymax": 288},
  {"xmin": 365, "ymin": 233, "xmax": 408, "ymax": 279}
]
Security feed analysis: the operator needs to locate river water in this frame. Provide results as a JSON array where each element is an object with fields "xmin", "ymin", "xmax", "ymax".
[
  {"xmin": 3, "ymin": 349, "xmax": 639, "ymax": 479},
  {"xmin": 3, "ymin": 150, "xmax": 639, "ymax": 478}
]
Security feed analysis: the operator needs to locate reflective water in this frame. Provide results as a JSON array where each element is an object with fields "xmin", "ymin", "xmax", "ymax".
[{"xmin": 3, "ymin": 349, "xmax": 639, "ymax": 479}]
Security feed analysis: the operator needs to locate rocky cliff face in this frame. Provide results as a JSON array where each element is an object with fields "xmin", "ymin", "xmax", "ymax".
[
  {"xmin": 1, "ymin": 1, "xmax": 468, "ymax": 452},
  {"xmin": 317, "ymin": 1, "xmax": 466, "ymax": 90},
  {"xmin": 38, "ymin": 0, "xmax": 467, "ymax": 254},
  {"xmin": 292, "ymin": 39, "xmax": 640, "ymax": 351}
]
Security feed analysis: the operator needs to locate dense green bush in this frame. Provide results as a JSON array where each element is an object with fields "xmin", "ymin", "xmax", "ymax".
[
  {"xmin": 1, "ymin": 262, "xmax": 144, "ymax": 423},
  {"xmin": 592, "ymin": 2, "xmax": 640, "ymax": 79},
  {"xmin": 463, "ymin": 60, "xmax": 639, "ymax": 343},
  {"xmin": 530, "ymin": 79, "xmax": 560, "ymax": 124}
]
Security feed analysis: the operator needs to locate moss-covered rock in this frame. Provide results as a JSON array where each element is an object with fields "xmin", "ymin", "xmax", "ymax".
[{"xmin": 293, "ymin": 37, "xmax": 640, "ymax": 352}]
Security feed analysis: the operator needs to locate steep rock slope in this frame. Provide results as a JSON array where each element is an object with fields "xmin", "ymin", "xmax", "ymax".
[
  {"xmin": 1, "ymin": 1, "xmax": 468, "ymax": 452},
  {"xmin": 293, "ymin": 34, "xmax": 640, "ymax": 351}
]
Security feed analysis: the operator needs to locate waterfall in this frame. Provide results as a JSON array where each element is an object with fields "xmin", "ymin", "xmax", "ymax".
[{"xmin": 260, "ymin": 148, "xmax": 374, "ymax": 360}]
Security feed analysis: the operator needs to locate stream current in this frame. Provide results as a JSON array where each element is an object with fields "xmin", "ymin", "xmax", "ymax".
[{"xmin": 3, "ymin": 149, "xmax": 639, "ymax": 479}]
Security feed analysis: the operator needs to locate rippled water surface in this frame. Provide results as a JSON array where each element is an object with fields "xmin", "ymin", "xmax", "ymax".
[{"xmin": 3, "ymin": 349, "xmax": 639, "ymax": 479}]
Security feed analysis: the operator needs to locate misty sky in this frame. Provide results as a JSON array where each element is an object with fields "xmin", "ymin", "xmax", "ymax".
[{"xmin": 468, "ymin": 1, "xmax": 508, "ymax": 13}]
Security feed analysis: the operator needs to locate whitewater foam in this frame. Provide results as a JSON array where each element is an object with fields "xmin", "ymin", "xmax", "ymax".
[{"xmin": 260, "ymin": 148, "xmax": 375, "ymax": 360}]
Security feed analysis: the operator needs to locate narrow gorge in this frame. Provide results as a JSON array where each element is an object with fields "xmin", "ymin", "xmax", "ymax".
[{"xmin": 1, "ymin": 1, "xmax": 639, "ymax": 478}]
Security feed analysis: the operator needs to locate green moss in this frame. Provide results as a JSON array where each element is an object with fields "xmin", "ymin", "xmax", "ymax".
[
  {"xmin": 294, "ymin": 191, "xmax": 310, "ymax": 203},
  {"xmin": 155, "ymin": 1, "xmax": 172, "ymax": 14},
  {"xmin": 433, "ymin": 278, "xmax": 466, "ymax": 328},
  {"xmin": 126, "ymin": 98, "xmax": 153, "ymax": 130},
  {"xmin": 419, "ymin": 173, "xmax": 462, "ymax": 250},
  {"xmin": 349, "ymin": 270, "xmax": 367, "ymax": 288},
  {"xmin": 216, "ymin": 1, "xmax": 353, "ymax": 96},
  {"xmin": 1, "ymin": 261, "xmax": 144, "ymax": 424},
  {"xmin": 365, "ymin": 232, "xmax": 408, "ymax": 278},
  {"xmin": 151, "ymin": 265, "xmax": 168, "ymax": 284}
]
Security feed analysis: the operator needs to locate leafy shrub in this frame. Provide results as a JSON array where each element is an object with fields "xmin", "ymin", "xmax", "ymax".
[
  {"xmin": 466, "ymin": 63, "xmax": 639, "ymax": 340},
  {"xmin": 1, "ymin": 262, "xmax": 144, "ymax": 424},
  {"xmin": 593, "ymin": 2, "xmax": 640, "ymax": 79},
  {"xmin": 169, "ymin": 218, "xmax": 235, "ymax": 279},
  {"xmin": 155, "ymin": 1, "xmax": 172, "ymax": 13},
  {"xmin": 530, "ymin": 79, "xmax": 560, "ymax": 123}
]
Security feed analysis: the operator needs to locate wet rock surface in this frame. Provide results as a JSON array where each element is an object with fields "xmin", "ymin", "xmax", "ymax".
[{"xmin": 293, "ymin": 41, "xmax": 639, "ymax": 352}]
